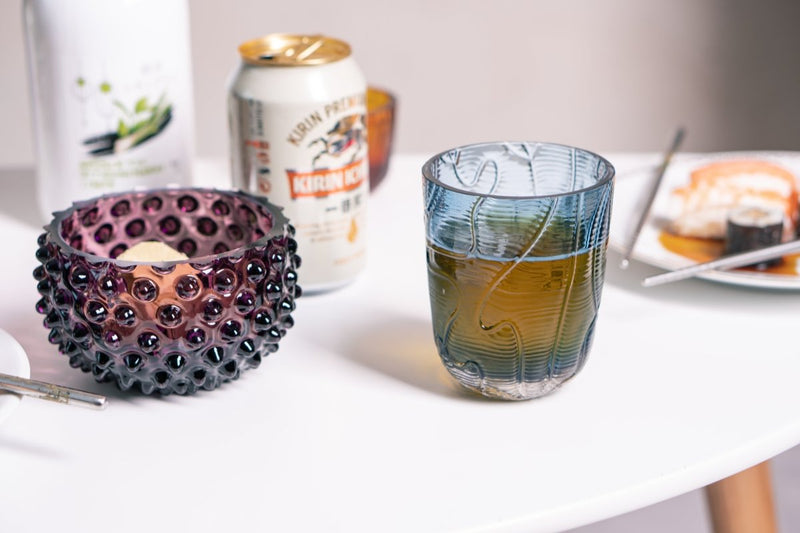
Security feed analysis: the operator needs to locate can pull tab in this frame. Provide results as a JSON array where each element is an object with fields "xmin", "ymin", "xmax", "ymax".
[
  {"xmin": 239, "ymin": 34, "xmax": 351, "ymax": 66},
  {"xmin": 294, "ymin": 37, "xmax": 324, "ymax": 61}
]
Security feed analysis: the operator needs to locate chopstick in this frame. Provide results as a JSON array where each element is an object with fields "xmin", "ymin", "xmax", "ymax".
[
  {"xmin": 642, "ymin": 239, "xmax": 800, "ymax": 287},
  {"xmin": 619, "ymin": 127, "xmax": 686, "ymax": 269},
  {"xmin": 0, "ymin": 372, "xmax": 107, "ymax": 410}
]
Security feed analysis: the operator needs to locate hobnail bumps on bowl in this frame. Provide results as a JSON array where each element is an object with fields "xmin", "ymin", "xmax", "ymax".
[{"xmin": 33, "ymin": 188, "xmax": 301, "ymax": 395}]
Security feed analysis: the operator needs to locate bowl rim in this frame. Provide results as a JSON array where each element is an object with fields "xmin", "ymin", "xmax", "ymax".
[
  {"xmin": 366, "ymin": 85, "xmax": 396, "ymax": 113},
  {"xmin": 46, "ymin": 187, "xmax": 291, "ymax": 267}
]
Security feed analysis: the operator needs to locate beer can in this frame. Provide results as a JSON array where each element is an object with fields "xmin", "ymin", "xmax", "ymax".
[
  {"xmin": 23, "ymin": 0, "xmax": 195, "ymax": 222},
  {"xmin": 228, "ymin": 34, "xmax": 368, "ymax": 293}
]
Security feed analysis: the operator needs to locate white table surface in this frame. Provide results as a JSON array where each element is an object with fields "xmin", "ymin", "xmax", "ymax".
[{"xmin": 1, "ymin": 154, "xmax": 799, "ymax": 533}]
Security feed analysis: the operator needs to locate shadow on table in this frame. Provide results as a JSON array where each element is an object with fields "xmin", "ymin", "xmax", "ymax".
[
  {"xmin": 0, "ymin": 167, "xmax": 42, "ymax": 229},
  {"xmin": 334, "ymin": 312, "xmax": 485, "ymax": 402},
  {"xmin": 0, "ymin": 430, "xmax": 67, "ymax": 460}
]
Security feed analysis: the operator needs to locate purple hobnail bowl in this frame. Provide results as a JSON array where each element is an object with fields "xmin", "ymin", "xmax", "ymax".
[{"xmin": 33, "ymin": 188, "xmax": 301, "ymax": 395}]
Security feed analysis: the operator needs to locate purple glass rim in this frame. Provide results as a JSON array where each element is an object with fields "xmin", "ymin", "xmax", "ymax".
[{"xmin": 45, "ymin": 187, "xmax": 290, "ymax": 266}]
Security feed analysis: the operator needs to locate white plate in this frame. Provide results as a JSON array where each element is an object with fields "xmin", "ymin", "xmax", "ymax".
[
  {"xmin": 0, "ymin": 329, "xmax": 31, "ymax": 425},
  {"xmin": 609, "ymin": 151, "xmax": 800, "ymax": 289}
]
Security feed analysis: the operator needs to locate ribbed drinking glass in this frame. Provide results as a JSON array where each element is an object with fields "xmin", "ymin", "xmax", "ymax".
[{"xmin": 423, "ymin": 142, "xmax": 614, "ymax": 400}]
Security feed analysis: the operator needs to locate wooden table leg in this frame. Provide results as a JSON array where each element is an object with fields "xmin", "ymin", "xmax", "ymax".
[{"xmin": 704, "ymin": 461, "xmax": 777, "ymax": 533}]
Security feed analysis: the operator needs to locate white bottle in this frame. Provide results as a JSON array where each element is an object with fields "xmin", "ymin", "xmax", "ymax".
[{"xmin": 23, "ymin": 0, "xmax": 195, "ymax": 221}]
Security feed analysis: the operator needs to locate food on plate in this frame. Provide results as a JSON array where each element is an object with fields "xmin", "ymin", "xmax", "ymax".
[
  {"xmin": 116, "ymin": 241, "xmax": 189, "ymax": 262},
  {"xmin": 659, "ymin": 158, "xmax": 800, "ymax": 276},
  {"xmin": 725, "ymin": 205, "xmax": 784, "ymax": 269},
  {"xmin": 668, "ymin": 160, "xmax": 798, "ymax": 240}
]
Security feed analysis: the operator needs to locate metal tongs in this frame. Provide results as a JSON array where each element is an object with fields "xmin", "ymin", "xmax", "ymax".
[
  {"xmin": 642, "ymin": 239, "xmax": 800, "ymax": 287},
  {"xmin": 619, "ymin": 127, "xmax": 686, "ymax": 269},
  {"xmin": 0, "ymin": 373, "xmax": 107, "ymax": 409}
]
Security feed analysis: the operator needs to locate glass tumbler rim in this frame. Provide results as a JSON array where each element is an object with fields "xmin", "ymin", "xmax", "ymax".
[
  {"xmin": 422, "ymin": 140, "xmax": 615, "ymax": 200},
  {"xmin": 45, "ymin": 186, "xmax": 291, "ymax": 267}
]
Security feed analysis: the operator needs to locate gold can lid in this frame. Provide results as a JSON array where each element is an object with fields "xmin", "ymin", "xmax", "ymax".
[{"xmin": 238, "ymin": 34, "xmax": 351, "ymax": 66}]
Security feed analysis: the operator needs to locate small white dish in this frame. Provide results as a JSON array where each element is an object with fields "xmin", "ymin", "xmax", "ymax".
[{"xmin": 0, "ymin": 328, "xmax": 31, "ymax": 425}]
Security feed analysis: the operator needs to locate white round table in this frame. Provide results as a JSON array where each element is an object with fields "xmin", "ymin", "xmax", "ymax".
[{"xmin": 0, "ymin": 155, "xmax": 796, "ymax": 532}]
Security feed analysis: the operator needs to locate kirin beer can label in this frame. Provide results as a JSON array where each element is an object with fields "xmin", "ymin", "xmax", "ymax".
[{"xmin": 228, "ymin": 34, "xmax": 368, "ymax": 293}]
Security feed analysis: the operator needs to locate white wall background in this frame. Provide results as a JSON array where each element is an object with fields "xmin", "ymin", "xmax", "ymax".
[{"xmin": 3, "ymin": 0, "xmax": 800, "ymax": 167}]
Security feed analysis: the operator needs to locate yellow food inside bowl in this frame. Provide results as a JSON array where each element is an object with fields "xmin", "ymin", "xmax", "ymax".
[{"xmin": 117, "ymin": 241, "xmax": 189, "ymax": 262}]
